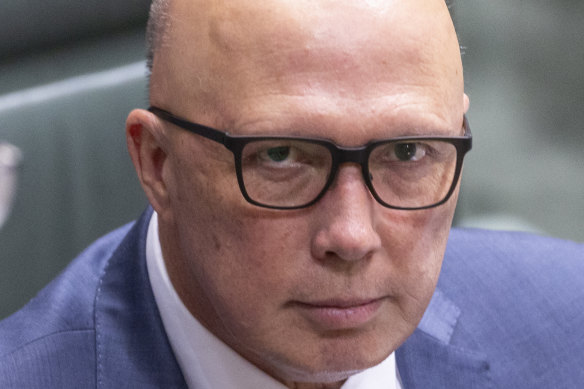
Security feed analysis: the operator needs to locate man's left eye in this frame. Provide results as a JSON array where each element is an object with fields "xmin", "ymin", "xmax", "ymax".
[
  {"xmin": 393, "ymin": 142, "xmax": 426, "ymax": 161},
  {"xmin": 265, "ymin": 146, "xmax": 291, "ymax": 162}
]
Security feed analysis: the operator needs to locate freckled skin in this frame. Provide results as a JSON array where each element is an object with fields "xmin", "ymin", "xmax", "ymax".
[{"xmin": 127, "ymin": 0, "xmax": 469, "ymax": 388}]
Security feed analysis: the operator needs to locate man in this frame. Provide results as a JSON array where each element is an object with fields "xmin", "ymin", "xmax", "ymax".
[{"xmin": 1, "ymin": 0, "xmax": 583, "ymax": 388}]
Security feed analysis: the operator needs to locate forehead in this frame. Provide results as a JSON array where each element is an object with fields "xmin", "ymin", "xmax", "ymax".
[{"xmin": 161, "ymin": 0, "xmax": 463, "ymax": 140}]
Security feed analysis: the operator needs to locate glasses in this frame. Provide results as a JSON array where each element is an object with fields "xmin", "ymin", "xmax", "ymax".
[{"xmin": 149, "ymin": 106, "xmax": 472, "ymax": 210}]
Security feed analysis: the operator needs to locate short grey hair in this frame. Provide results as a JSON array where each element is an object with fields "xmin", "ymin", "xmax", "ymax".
[{"xmin": 146, "ymin": 0, "xmax": 172, "ymax": 74}]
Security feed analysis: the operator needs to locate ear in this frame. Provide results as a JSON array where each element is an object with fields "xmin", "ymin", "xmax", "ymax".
[
  {"xmin": 126, "ymin": 109, "xmax": 170, "ymax": 215},
  {"xmin": 463, "ymin": 93, "xmax": 470, "ymax": 113}
]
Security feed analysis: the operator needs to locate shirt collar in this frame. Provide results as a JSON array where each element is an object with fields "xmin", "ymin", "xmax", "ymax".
[{"xmin": 146, "ymin": 212, "xmax": 401, "ymax": 389}]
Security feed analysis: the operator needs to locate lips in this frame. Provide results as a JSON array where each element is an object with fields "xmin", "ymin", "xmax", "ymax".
[{"xmin": 292, "ymin": 297, "xmax": 385, "ymax": 331}]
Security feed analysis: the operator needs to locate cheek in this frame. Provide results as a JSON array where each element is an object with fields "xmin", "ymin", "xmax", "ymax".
[
  {"xmin": 177, "ymin": 188, "xmax": 310, "ymax": 329},
  {"xmin": 376, "ymin": 202, "xmax": 454, "ymax": 320},
  {"xmin": 167, "ymin": 141, "xmax": 310, "ymax": 314}
]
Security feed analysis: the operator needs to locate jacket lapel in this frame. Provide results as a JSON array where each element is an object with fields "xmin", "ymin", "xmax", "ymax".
[
  {"xmin": 396, "ymin": 289, "xmax": 494, "ymax": 389},
  {"xmin": 94, "ymin": 208, "xmax": 188, "ymax": 388}
]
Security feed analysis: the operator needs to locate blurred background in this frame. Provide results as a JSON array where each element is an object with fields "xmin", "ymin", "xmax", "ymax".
[
  {"xmin": 0, "ymin": 0, "xmax": 582, "ymax": 319},
  {"xmin": 454, "ymin": 0, "xmax": 584, "ymax": 240}
]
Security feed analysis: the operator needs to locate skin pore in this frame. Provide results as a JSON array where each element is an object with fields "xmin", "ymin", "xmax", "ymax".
[{"xmin": 126, "ymin": 0, "xmax": 468, "ymax": 388}]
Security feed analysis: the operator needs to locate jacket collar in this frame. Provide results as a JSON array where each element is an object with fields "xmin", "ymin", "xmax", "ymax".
[
  {"xmin": 94, "ymin": 208, "xmax": 188, "ymax": 388},
  {"xmin": 396, "ymin": 288, "xmax": 494, "ymax": 389}
]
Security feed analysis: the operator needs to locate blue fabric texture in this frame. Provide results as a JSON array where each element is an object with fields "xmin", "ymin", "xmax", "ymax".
[
  {"xmin": 1, "ymin": 208, "xmax": 583, "ymax": 388},
  {"xmin": 397, "ymin": 229, "xmax": 584, "ymax": 388},
  {"xmin": 0, "ymin": 208, "xmax": 186, "ymax": 388}
]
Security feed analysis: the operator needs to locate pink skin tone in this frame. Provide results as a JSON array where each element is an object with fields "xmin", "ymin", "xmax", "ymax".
[{"xmin": 126, "ymin": 0, "xmax": 469, "ymax": 388}]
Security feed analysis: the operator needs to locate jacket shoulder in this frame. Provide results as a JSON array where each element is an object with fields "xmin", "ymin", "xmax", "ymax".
[
  {"xmin": 442, "ymin": 228, "xmax": 584, "ymax": 295},
  {"xmin": 439, "ymin": 228, "xmax": 584, "ymax": 386},
  {"xmin": 0, "ymin": 222, "xmax": 134, "ymax": 381}
]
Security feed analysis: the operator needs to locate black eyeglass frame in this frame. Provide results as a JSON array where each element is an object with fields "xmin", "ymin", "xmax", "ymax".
[{"xmin": 149, "ymin": 106, "xmax": 472, "ymax": 210}]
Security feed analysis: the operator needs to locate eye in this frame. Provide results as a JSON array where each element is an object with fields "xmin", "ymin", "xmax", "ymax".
[
  {"xmin": 393, "ymin": 142, "xmax": 426, "ymax": 161},
  {"xmin": 243, "ymin": 140, "xmax": 330, "ymax": 170},
  {"xmin": 265, "ymin": 146, "xmax": 291, "ymax": 162}
]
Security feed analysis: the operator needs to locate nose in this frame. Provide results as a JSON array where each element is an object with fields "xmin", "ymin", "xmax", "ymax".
[{"xmin": 311, "ymin": 165, "xmax": 382, "ymax": 264}]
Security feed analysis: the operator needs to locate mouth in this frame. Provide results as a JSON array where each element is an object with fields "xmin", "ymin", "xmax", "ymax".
[{"xmin": 291, "ymin": 297, "xmax": 386, "ymax": 331}]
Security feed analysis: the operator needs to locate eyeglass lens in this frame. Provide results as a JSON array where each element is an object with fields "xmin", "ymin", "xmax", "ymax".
[
  {"xmin": 368, "ymin": 140, "xmax": 457, "ymax": 208},
  {"xmin": 241, "ymin": 140, "xmax": 332, "ymax": 208}
]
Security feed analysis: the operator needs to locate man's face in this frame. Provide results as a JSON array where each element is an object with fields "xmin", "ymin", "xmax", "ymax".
[{"xmin": 150, "ymin": 0, "xmax": 467, "ymax": 384}]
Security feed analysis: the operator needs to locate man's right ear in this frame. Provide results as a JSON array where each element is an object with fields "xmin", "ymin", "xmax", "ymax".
[{"xmin": 126, "ymin": 109, "xmax": 170, "ymax": 214}]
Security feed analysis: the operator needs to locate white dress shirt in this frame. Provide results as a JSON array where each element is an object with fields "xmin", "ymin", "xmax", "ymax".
[{"xmin": 146, "ymin": 212, "xmax": 402, "ymax": 389}]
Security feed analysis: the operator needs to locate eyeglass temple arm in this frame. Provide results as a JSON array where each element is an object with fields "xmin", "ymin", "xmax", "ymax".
[{"xmin": 148, "ymin": 106, "xmax": 227, "ymax": 145}]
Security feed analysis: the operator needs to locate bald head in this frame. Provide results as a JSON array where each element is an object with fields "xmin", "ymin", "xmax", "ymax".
[
  {"xmin": 147, "ymin": 0, "xmax": 464, "ymax": 130},
  {"xmin": 145, "ymin": 0, "xmax": 457, "ymax": 75}
]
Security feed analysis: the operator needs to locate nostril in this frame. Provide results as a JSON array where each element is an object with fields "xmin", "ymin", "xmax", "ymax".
[{"xmin": 311, "ymin": 211, "xmax": 382, "ymax": 264}]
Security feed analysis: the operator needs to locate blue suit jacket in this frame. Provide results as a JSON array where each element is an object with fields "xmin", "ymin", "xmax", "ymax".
[{"xmin": 1, "ymin": 208, "xmax": 584, "ymax": 388}]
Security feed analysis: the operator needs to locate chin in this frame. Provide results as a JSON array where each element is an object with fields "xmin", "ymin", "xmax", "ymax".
[{"xmin": 265, "ymin": 332, "xmax": 395, "ymax": 385}]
